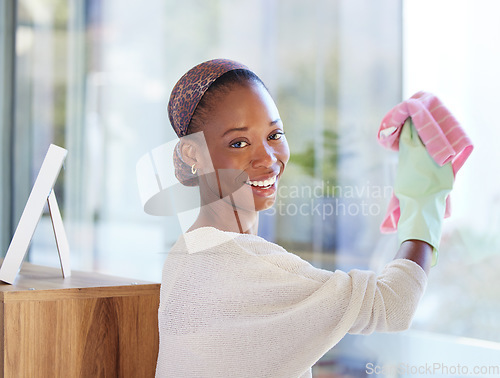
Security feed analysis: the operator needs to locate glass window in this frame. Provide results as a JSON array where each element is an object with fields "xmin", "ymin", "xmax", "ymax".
[
  {"xmin": 328, "ymin": 1, "xmax": 500, "ymax": 375},
  {"xmin": 13, "ymin": 0, "xmax": 402, "ymax": 289},
  {"xmin": 403, "ymin": 0, "xmax": 500, "ymax": 349},
  {"xmin": 8, "ymin": 2, "xmax": 402, "ymax": 375}
]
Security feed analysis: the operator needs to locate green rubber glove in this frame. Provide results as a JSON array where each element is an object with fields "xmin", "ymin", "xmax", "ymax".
[{"xmin": 395, "ymin": 118, "xmax": 454, "ymax": 258}]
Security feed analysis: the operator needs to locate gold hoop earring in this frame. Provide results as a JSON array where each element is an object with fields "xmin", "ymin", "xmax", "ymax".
[{"xmin": 191, "ymin": 164, "xmax": 197, "ymax": 175}]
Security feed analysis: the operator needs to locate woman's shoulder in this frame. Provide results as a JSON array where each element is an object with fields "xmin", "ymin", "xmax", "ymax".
[
  {"xmin": 171, "ymin": 226, "xmax": 284, "ymax": 255},
  {"xmin": 171, "ymin": 227, "xmax": 332, "ymax": 281}
]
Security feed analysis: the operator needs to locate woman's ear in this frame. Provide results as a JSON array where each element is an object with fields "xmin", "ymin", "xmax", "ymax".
[
  {"xmin": 179, "ymin": 141, "xmax": 198, "ymax": 168},
  {"xmin": 179, "ymin": 131, "xmax": 212, "ymax": 173}
]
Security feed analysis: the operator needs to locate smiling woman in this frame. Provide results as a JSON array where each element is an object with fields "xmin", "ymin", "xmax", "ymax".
[
  {"xmin": 168, "ymin": 60, "xmax": 290, "ymax": 232},
  {"xmin": 154, "ymin": 58, "xmax": 449, "ymax": 378}
]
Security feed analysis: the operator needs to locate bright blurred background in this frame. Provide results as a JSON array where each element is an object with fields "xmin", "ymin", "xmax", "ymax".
[{"xmin": 1, "ymin": 0, "xmax": 499, "ymax": 376}]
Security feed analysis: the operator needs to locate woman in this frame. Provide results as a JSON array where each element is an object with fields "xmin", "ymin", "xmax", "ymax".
[{"xmin": 155, "ymin": 59, "xmax": 453, "ymax": 377}]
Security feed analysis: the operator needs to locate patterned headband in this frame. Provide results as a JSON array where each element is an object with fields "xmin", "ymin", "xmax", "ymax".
[
  {"xmin": 169, "ymin": 59, "xmax": 250, "ymax": 186},
  {"xmin": 168, "ymin": 58, "xmax": 249, "ymax": 138}
]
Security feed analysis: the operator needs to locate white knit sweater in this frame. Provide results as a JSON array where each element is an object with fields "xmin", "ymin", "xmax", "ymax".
[{"xmin": 156, "ymin": 227, "xmax": 427, "ymax": 378}]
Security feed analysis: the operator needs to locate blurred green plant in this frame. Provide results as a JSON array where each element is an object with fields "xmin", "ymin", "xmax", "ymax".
[
  {"xmin": 288, "ymin": 129, "xmax": 339, "ymax": 196},
  {"xmin": 274, "ymin": 55, "xmax": 340, "ymax": 197}
]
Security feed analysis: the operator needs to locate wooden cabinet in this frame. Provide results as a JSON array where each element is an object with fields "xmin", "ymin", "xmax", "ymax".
[{"xmin": 0, "ymin": 263, "xmax": 160, "ymax": 377}]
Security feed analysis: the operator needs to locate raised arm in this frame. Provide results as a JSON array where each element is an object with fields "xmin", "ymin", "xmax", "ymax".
[{"xmin": 395, "ymin": 239, "xmax": 433, "ymax": 274}]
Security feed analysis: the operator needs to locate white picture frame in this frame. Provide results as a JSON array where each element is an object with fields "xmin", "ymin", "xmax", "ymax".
[{"xmin": 0, "ymin": 144, "xmax": 71, "ymax": 284}]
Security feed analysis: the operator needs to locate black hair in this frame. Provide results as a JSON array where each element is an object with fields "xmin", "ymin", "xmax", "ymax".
[{"xmin": 187, "ymin": 69, "xmax": 268, "ymax": 134}]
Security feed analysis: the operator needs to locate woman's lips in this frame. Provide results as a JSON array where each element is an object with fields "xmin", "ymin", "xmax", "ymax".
[
  {"xmin": 245, "ymin": 175, "xmax": 278, "ymax": 197},
  {"xmin": 245, "ymin": 175, "xmax": 277, "ymax": 188}
]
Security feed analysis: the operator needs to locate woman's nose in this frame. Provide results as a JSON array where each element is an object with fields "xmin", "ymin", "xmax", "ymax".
[{"xmin": 252, "ymin": 142, "xmax": 278, "ymax": 168}]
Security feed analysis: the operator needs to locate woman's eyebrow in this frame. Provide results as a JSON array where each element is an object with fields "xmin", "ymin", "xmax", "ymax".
[
  {"xmin": 222, "ymin": 126, "xmax": 248, "ymax": 137},
  {"xmin": 222, "ymin": 119, "xmax": 282, "ymax": 137}
]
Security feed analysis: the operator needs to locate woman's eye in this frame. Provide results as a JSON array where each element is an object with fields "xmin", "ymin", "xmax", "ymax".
[
  {"xmin": 230, "ymin": 140, "xmax": 249, "ymax": 148},
  {"xmin": 269, "ymin": 132, "xmax": 285, "ymax": 140}
]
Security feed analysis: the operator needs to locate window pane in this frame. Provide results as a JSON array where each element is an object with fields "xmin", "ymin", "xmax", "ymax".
[
  {"xmin": 19, "ymin": 0, "xmax": 402, "ymax": 288},
  {"xmin": 404, "ymin": 0, "xmax": 500, "ymax": 343},
  {"xmin": 21, "ymin": 1, "xmax": 495, "ymax": 376},
  {"xmin": 15, "ymin": 0, "xmax": 73, "ymax": 268},
  {"xmin": 12, "ymin": 0, "xmax": 499, "ymax": 376},
  {"xmin": 328, "ymin": 1, "xmax": 500, "ymax": 376}
]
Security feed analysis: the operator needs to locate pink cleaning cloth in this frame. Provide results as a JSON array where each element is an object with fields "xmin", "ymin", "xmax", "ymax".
[{"xmin": 377, "ymin": 91, "xmax": 474, "ymax": 233}]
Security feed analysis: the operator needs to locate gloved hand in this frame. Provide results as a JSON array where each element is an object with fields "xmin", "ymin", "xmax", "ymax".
[{"xmin": 395, "ymin": 118, "xmax": 454, "ymax": 262}]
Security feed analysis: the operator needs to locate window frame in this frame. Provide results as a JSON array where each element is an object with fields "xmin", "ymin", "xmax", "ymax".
[{"xmin": 0, "ymin": 0, "xmax": 16, "ymax": 255}]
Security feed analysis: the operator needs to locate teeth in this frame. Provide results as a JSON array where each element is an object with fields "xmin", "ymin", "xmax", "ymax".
[{"xmin": 247, "ymin": 176, "xmax": 276, "ymax": 187}]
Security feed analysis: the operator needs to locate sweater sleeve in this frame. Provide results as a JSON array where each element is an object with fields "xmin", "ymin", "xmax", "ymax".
[
  {"xmin": 345, "ymin": 258, "xmax": 428, "ymax": 334},
  {"xmin": 247, "ymin": 235, "xmax": 428, "ymax": 335}
]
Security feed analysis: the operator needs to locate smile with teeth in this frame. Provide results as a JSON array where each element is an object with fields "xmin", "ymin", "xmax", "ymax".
[{"xmin": 245, "ymin": 176, "xmax": 277, "ymax": 188}]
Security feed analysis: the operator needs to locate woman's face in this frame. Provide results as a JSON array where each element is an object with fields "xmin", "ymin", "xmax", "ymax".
[{"xmin": 197, "ymin": 82, "xmax": 289, "ymax": 212}]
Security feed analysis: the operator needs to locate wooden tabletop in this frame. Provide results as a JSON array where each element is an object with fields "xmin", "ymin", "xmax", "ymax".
[{"xmin": 0, "ymin": 261, "xmax": 159, "ymax": 300}]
